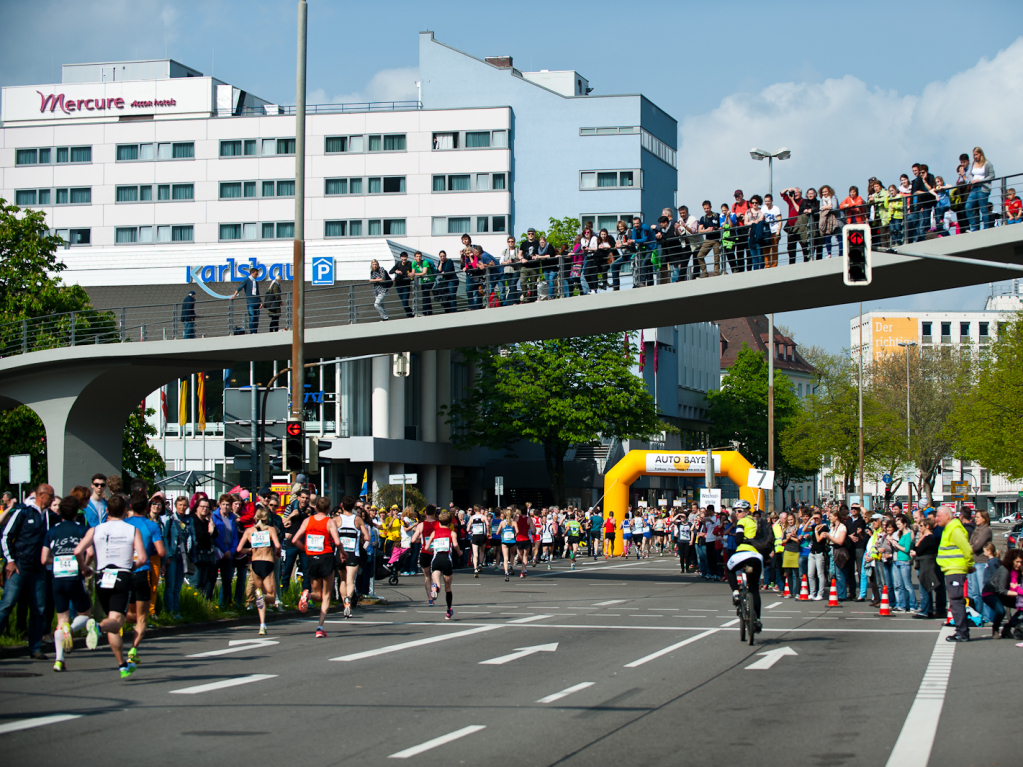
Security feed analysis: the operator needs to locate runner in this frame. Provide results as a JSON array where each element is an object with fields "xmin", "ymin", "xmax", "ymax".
[
  {"xmin": 290, "ymin": 496, "xmax": 341, "ymax": 637},
  {"xmin": 336, "ymin": 496, "xmax": 370, "ymax": 617},
  {"xmin": 565, "ymin": 512, "xmax": 583, "ymax": 570},
  {"xmin": 411, "ymin": 504, "xmax": 439, "ymax": 603},
  {"xmin": 540, "ymin": 512, "xmax": 556, "ymax": 569},
  {"xmin": 621, "ymin": 514, "xmax": 632, "ymax": 558},
  {"xmin": 237, "ymin": 507, "xmax": 281, "ymax": 635},
  {"xmin": 603, "ymin": 512, "xmax": 617, "ymax": 559},
  {"xmin": 642, "ymin": 510, "xmax": 654, "ymax": 558},
  {"xmin": 426, "ymin": 510, "xmax": 461, "ymax": 620},
  {"xmin": 468, "ymin": 506, "xmax": 489, "ymax": 577},
  {"xmin": 124, "ymin": 492, "xmax": 166, "ymax": 667},
  {"xmin": 490, "ymin": 510, "xmax": 502, "ymax": 571},
  {"xmin": 41, "ymin": 497, "xmax": 93, "ymax": 672},
  {"xmin": 654, "ymin": 513, "xmax": 667, "ymax": 555},
  {"xmin": 74, "ymin": 495, "xmax": 147, "ymax": 678},
  {"xmin": 530, "ymin": 509, "xmax": 542, "ymax": 566},
  {"xmin": 675, "ymin": 511, "xmax": 692, "ymax": 574},
  {"xmin": 515, "ymin": 507, "xmax": 532, "ymax": 578},
  {"xmin": 497, "ymin": 510, "xmax": 516, "ymax": 581},
  {"xmin": 632, "ymin": 511, "xmax": 645, "ymax": 559}
]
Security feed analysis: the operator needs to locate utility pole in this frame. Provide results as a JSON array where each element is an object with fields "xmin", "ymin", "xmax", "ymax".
[
  {"xmin": 897, "ymin": 340, "xmax": 917, "ymax": 511},
  {"xmin": 858, "ymin": 302, "xmax": 865, "ymax": 507},
  {"xmin": 768, "ymin": 313, "xmax": 774, "ymax": 512},
  {"xmin": 290, "ymin": 1, "xmax": 308, "ymax": 442}
]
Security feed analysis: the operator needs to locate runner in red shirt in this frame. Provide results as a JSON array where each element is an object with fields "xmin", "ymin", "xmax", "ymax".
[
  {"xmin": 514, "ymin": 509, "xmax": 532, "ymax": 578},
  {"xmin": 426, "ymin": 511, "xmax": 461, "ymax": 620},
  {"xmin": 290, "ymin": 497, "xmax": 340, "ymax": 637},
  {"xmin": 604, "ymin": 512, "xmax": 617, "ymax": 560}
]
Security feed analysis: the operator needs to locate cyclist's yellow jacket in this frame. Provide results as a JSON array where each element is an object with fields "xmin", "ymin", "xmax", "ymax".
[{"xmin": 736, "ymin": 516, "xmax": 759, "ymax": 554}]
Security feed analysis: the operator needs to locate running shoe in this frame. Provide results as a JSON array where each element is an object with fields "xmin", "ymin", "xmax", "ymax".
[
  {"xmin": 343, "ymin": 598, "xmax": 352, "ymax": 619},
  {"xmin": 547, "ymin": 563, "xmax": 552, "ymax": 571},
  {"xmin": 53, "ymin": 660, "xmax": 66, "ymax": 672},
  {"xmin": 428, "ymin": 598, "xmax": 434, "ymax": 606},
  {"xmin": 119, "ymin": 664, "xmax": 134, "ymax": 680},
  {"xmin": 60, "ymin": 623, "xmax": 73, "ymax": 652},
  {"xmin": 298, "ymin": 589, "xmax": 310, "ymax": 614},
  {"xmin": 255, "ymin": 589, "xmax": 265, "ymax": 610},
  {"xmin": 505, "ymin": 574, "xmax": 510, "ymax": 582},
  {"xmin": 445, "ymin": 609, "xmax": 453, "ymax": 621},
  {"xmin": 474, "ymin": 569, "xmax": 479, "ymax": 579},
  {"xmin": 127, "ymin": 647, "xmax": 139, "ymax": 665},
  {"xmin": 85, "ymin": 618, "xmax": 100, "ymax": 650},
  {"xmin": 315, "ymin": 628, "xmax": 326, "ymax": 638},
  {"xmin": 571, "ymin": 562, "xmax": 576, "ymax": 570},
  {"xmin": 259, "ymin": 625, "xmax": 267, "ymax": 636},
  {"xmin": 430, "ymin": 584, "xmax": 439, "ymax": 600}
]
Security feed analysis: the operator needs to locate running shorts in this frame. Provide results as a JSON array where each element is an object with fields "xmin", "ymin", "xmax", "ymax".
[
  {"xmin": 52, "ymin": 577, "xmax": 91, "ymax": 614},
  {"xmin": 129, "ymin": 570, "xmax": 152, "ymax": 603},
  {"xmin": 431, "ymin": 552, "xmax": 454, "ymax": 577},
  {"xmin": 567, "ymin": 535, "xmax": 580, "ymax": 545},
  {"xmin": 419, "ymin": 552, "xmax": 434, "ymax": 570},
  {"xmin": 472, "ymin": 534, "xmax": 487, "ymax": 546},
  {"xmin": 516, "ymin": 540, "xmax": 531, "ymax": 551},
  {"xmin": 97, "ymin": 570, "xmax": 131, "ymax": 615},
  {"xmin": 251, "ymin": 560, "xmax": 274, "ymax": 579},
  {"xmin": 306, "ymin": 554, "xmax": 336, "ymax": 580}
]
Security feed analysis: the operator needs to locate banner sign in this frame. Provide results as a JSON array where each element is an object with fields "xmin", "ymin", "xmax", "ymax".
[{"xmin": 645, "ymin": 453, "xmax": 721, "ymax": 475}]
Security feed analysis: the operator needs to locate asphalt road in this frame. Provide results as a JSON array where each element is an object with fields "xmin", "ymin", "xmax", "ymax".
[{"xmin": 0, "ymin": 552, "xmax": 1017, "ymax": 767}]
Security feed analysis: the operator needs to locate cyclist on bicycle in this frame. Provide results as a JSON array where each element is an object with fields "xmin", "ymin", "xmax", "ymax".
[{"xmin": 725, "ymin": 500, "xmax": 765, "ymax": 634}]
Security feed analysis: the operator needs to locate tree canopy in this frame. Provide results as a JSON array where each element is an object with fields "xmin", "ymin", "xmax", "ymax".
[{"xmin": 443, "ymin": 334, "xmax": 662, "ymax": 504}]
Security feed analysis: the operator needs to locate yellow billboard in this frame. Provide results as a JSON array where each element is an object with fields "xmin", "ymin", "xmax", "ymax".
[{"xmin": 872, "ymin": 316, "xmax": 918, "ymax": 361}]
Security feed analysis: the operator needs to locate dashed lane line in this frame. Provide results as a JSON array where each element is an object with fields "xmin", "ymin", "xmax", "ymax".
[
  {"xmin": 0, "ymin": 714, "xmax": 81, "ymax": 736},
  {"xmin": 623, "ymin": 629, "xmax": 720, "ymax": 667},
  {"xmin": 536, "ymin": 682, "xmax": 596, "ymax": 704},
  {"xmin": 170, "ymin": 674, "xmax": 277, "ymax": 695},
  {"xmin": 389, "ymin": 725, "xmax": 487, "ymax": 759},
  {"xmin": 330, "ymin": 625, "xmax": 502, "ymax": 662}
]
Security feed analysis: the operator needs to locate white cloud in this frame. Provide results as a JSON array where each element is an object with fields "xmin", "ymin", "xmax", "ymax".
[
  {"xmin": 679, "ymin": 37, "xmax": 1023, "ymax": 206},
  {"xmin": 309, "ymin": 66, "xmax": 420, "ymax": 106}
]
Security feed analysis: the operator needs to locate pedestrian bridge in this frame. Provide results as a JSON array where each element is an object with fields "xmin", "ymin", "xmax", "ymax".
[{"xmin": 2, "ymin": 226, "xmax": 1021, "ymax": 491}]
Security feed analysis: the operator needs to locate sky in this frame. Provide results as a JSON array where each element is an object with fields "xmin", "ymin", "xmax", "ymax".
[{"xmin": 3, "ymin": 0, "xmax": 1022, "ymax": 353}]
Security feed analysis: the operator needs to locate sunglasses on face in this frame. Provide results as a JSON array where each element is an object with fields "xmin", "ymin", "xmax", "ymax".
[{"xmin": 93, "ymin": 483, "xmax": 105, "ymax": 488}]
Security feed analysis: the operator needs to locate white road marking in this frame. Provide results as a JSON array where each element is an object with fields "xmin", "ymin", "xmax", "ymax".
[
  {"xmin": 720, "ymin": 618, "xmax": 741, "ymax": 627},
  {"xmin": 593, "ymin": 600, "xmax": 625, "ymax": 606},
  {"xmin": 506, "ymin": 615, "xmax": 553, "ymax": 624},
  {"xmin": 744, "ymin": 646, "xmax": 798, "ymax": 670},
  {"xmin": 536, "ymin": 682, "xmax": 596, "ymax": 704},
  {"xmin": 187, "ymin": 638, "xmax": 279, "ymax": 658},
  {"xmin": 624, "ymin": 629, "xmax": 720, "ymax": 667},
  {"xmin": 0, "ymin": 714, "xmax": 81, "ymax": 735},
  {"xmin": 170, "ymin": 674, "xmax": 277, "ymax": 695},
  {"xmin": 389, "ymin": 725, "xmax": 487, "ymax": 759},
  {"xmin": 330, "ymin": 625, "xmax": 502, "ymax": 662},
  {"xmin": 690, "ymin": 608, "xmax": 719, "ymax": 611},
  {"xmin": 885, "ymin": 627, "xmax": 955, "ymax": 767},
  {"xmin": 765, "ymin": 602, "xmax": 782, "ymax": 609},
  {"xmin": 480, "ymin": 642, "xmax": 559, "ymax": 665}
]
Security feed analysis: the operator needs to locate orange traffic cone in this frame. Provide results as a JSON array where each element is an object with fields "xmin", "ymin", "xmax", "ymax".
[
  {"xmin": 878, "ymin": 586, "xmax": 892, "ymax": 616},
  {"xmin": 783, "ymin": 578, "xmax": 791, "ymax": 598},
  {"xmin": 945, "ymin": 602, "xmax": 955, "ymax": 626},
  {"xmin": 827, "ymin": 579, "xmax": 840, "ymax": 607},
  {"xmin": 798, "ymin": 575, "xmax": 809, "ymax": 601}
]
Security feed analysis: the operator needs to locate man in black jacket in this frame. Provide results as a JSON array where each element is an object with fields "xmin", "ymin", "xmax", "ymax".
[
  {"xmin": 435, "ymin": 251, "xmax": 458, "ymax": 313},
  {"xmin": 0, "ymin": 484, "xmax": 54, "ymax": 659},
  {"xmin": 181, "ymin": 291, "xmax": 197, "ymax": 338}
]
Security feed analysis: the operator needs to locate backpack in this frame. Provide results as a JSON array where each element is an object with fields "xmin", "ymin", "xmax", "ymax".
[{"xmin": 749, "ymin": 517, "xmax": 774, "ymax": 556}]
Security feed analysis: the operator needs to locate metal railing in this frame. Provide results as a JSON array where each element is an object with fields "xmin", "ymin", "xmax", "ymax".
[
  {"xmin": 2, "ymin": 173, "xmax": 1020, "ymax": 361},
  {"xmin": 233, "ymin": 101, "xmax": 422, "ymax": 117}
]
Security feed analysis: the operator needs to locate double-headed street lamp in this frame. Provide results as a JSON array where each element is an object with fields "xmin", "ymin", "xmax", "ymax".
[
  {"xmin": 897, "ymin": 340, "xmax": 918, "ymax": 508},
  {"xmin": 750, "ymin": 148, "xmax": 791, "ymax": 197}
]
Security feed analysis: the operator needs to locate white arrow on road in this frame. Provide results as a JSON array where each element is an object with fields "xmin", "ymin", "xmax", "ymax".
[
  {"xmin": 187, "ymin": 638, "xmax": 279, "ymax": 658},
  {"xmin": 479, "ymin": 642, "xmax": 559, "ymax": 665},
  {"xmin": 744, "ymin": 646, "xmax": 798, "ymax": 670}
]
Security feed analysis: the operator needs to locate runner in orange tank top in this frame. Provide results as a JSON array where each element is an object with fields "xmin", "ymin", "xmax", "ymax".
[{"xmin": 290, "ymin": 497, "xmax": 340, "ymax": 637}]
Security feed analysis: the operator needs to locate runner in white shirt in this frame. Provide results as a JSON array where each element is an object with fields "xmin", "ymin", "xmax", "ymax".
[
  {"xmin": 540, "ymin": 514, "xmax": 557, "ymax": 569},
  {"xmin": 468, "ymin": 508, "xmax": 489, "ymax": 577},
  {"xmin": 74, "ymin": 495, "xmax": 147, "ymax": 679}
]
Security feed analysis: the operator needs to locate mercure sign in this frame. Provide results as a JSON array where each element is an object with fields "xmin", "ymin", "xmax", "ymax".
[{"xmin": 37, "ymin": 92, "xmax": 178, "ymax": 115}]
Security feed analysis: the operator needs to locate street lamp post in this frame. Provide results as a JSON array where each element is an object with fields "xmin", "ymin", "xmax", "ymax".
[
  {"xmin": 751, "ymin": 148, "xmax": 790, "ymax": 511},
  {"xmin": 897, "ymin": 340, "xmax": 917, "ymax": 509},
  {"xmin": 291, "ymin": 0, "xmax": 308, "ymax": 437}
]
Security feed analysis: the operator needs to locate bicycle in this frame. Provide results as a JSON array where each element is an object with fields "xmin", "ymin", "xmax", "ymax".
[{"xmin": 737, "ymin": 565, "xmax": 756, "ymax": 646}]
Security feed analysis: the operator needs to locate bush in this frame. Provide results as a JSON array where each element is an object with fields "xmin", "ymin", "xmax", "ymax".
[{"xmin": 373, "ymin": 484, "xmax": 428, "ymax": 513}]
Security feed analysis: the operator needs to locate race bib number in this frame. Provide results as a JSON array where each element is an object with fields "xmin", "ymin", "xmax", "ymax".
[
  {"xmin": 53, "ymin": 555, "xmax": 79, "ymax": 578},
  {"xmin": 251, "ymin": 530, "xmax": 271, "ymax": 549},
  {"xmin": 432, "ymin": 536, "xmax": 451, "ymax": 553},
  {"xmin": 341, "ymin": 537, "xmax": 358, "ymax": 552},
  {"xmin": 99, "ymin": 570, "xmax": 119, "ymax": 589},
  {"xmin": 307, "ymin": 534, "xmax": 325, "ymax": 553},
  {"xmin": 502, "ymin": 530, "xmax": 515, "ymax": 543},
  {"xmin": 472, "ymin": 523, "xmax": 485, "ymax": 535},
  {"xmin": 541, "ymin": 534, "xmax": 553, "ymax": 543}
]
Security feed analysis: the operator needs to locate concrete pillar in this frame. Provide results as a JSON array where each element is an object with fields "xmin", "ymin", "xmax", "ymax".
[
  {"xmin": 389, "ymin": 364, "xmax": 405, "ymax": 441},
  {"xmin": 468, "ymin": 467, "xmax": 485, "ymax": 507},
  {"xmin": 437, "ymin": 349, "xmax": 451, "ymax": 443},
  {"xmin": 437, "ymin": 464, "xmax": 452, "ymax": 508},
  {"xmin": 371, "ymin": 461, "xmax": 390, "ymax": 497},
  {"xmin": 421, "ymin": 349, "xmax": 437, "ymax": 443},
  {"xmin": 371, "ymin": 355, "xmax": 389, "ymax": 439},
  {"xmin": 421, "ymin": 464, "xmax": 438, "ymax": 504}
]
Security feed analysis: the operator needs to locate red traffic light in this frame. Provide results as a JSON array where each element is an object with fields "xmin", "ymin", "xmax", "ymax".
[
  {"xmin": 286, "ymin": 421, "xmax": 303, "ymax": 436},
  {"xmin": 849, "ymin": 231, "xmax": 864, "ymax": 246}
]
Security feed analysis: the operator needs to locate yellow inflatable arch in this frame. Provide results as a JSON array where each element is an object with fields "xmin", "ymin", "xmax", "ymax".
[{"xmin": 602, "ymin": 450, "xmax": 760, "ymax": 556}]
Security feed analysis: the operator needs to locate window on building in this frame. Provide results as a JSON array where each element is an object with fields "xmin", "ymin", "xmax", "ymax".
[
  {"xmin": 980, "ymin": 322, "xmax": 989, "ymax": 343},
  {"xmin": 382, "ymin": 134, "xmax": 406, "ymax": 151},
  {"xmin": 261, "ymin": 139, "xmax": 275, "ymax": 156},
  {"xmin": 325, "ymin": 136, "xmax": 349, "ymax": 153},
  {"xmin": 276, "ymin": 180, "xmax": 295, "ymax": 197},
  {"xmin": 922, "ymin": 321, "xmax": 932, "ymax": 343},
  {"xmin": 220, "ymin": 224, "xmax": 242, "ymax": 241},
  {"xmin": 476, "ymin": 174, "xmax": 490, "ymax": 191},
  {"xmin": 276, "ymin": 138, "xmax": 296, "ymax": 155},
  {"xmin": 262, "ymin": 181, "xmax": 275, "ymax": 197},
  {"xmin": 640, "ymin": 129, "xmax": 677, "ymax": 169},
  {"xmin": 324, "ymin": 220, "xmax": 347, "ymax": 238},
  {"xmin": 16, "ymin": 149, "xmax": 38, "ymax": 165},
  {"xmin": 960, "ymin": 322, "xmax": 970, "ymax": 341},
  {"xmin": 448, "ymin": 217, "xmax": 470, "ymax": 234},
  {"xmin": 477, "ymin": 216, "xmax": 489, "ymax": 232},
  {"xmin": 38, "ymin": 189, "xmax": 51, "ymax": 205},
  {"xmin": 492, "ymin": 215, "xmax": 506, "ymax": 232},
  {"xmin": 56, "ymin": 148, "xmax": 69, "ymax": 163},
  {"xmin": 349, "ymin": 220, "xmax": 362, "ymax": 236},
  {"xmin": 581, "ymin": 170, "xmax": 641, "ymax": 190},
  {"xmin": 220, "ymin": 140, "xmax": 242, "ymax": 157},
  {"xmin": 173, "ymin": 142, "xmax": 194, "ymax": 158},
  {"xmin": 368, "ymin": 177, "xmax": 381, "ymax": 194},
  {"xmin": 383, "ymin": 219, "xmax": 405, "ymax": 235},
  {"xmin": 15, "ymin": 190, "xmax": 36, "ymax": 206},
  {"xmin": 433, "ymin": 132, "xmax": 457, "ymax": 150},
  {"xmin": 157, "ymin": 185, "xmax": 170, "ymax": 201},
  {"xmin": 244, "ymin": 182, "xmax": 256, "ymax": 198},
  {"xmin": 139, "ymin": 226, "xmax": 153, "ymax": 243},
  {"xmin": 116, "ymin": 186, "xmax": 139, "ymax": 203},
  {"xmin": 220, "ymin": 182, "xmax": 242, "ymax": 199},
  {"xmin": 276, "ymin": 222, "xmax": 294, "ymax": 239},
  {"xmin": 492, "ymin": 130, "xmax": 508, "ymax": 148},
  {"xmin": 349, "ymin": 178, "xmax": 363, "ymax": 195},
  {"xmin": 941, "ymin": 322, "xmax": 951, "ymax": 343},
  {"xmin": 115, "ymin": 227, "xmax": 137, "ymax": 244},
  {"xmin": 368, "ymin": 135, "xmax": 381, "ymax": 152},
  {"xmin": 69, "ymin": 146, "xmax": 91, "ymax": 163},
  {"xmin": 448, "ymin": 175, "xmax": 470, "ymax": 191},
  {"xmin": 172, "ymin": 184, "xmax": 194, "ymax": 200},
  {"xmin": 172, "ymin": 225, "xmax": 193, "ymax": 242},
  {"xmin": 54, "ymin": 228, "xmax": 90, "ymax": 246},
  {"xmin": 261, "ymin": 223, "xmax": 275, "ymax": 239},
  {"xmin": 579, "ymin": 126, "xmax": 640, "ymax": 136},
  {"xmin": 382, "ymin": 176, "xmax": 405, "ymax": 194},
  {"xmin": 493, "ymin": 173, "xmax": 506, "ymax": 190},
  {"xmin": 325, "ymin": 178, "xmax": 347, "ymax": 196},
  {"xmin": 156, "ymin": 226, "xmax": 172, "ymax": 243},
  {"xmin": 242, "ymin": 223, "xmax": 258, "ymax": 240},
  {"xmin": 367, "ymin": 220, "xmax": 382, "ymax": 236},
  {"xmin": 466, "ymin": 131, "xmax": 490, "ymax": 148},
  {"xmin": 432, "ymin": 176, "xmax": 446, "ymax": 193},
  {"xmin": 68, "ymin": 188, "xmax": 91, "ymax": 204},
  {"xmin": 117, "ymin": 144, "xmax": 139, "ymax": 161}
]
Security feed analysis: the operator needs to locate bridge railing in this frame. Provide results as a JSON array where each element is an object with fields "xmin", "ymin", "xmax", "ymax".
[{"xmin": 1, "ymin": 172, "xmax": 1020, "ymax": 359}]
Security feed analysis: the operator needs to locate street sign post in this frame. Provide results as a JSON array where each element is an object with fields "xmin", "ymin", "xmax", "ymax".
[
  {"xmin": 8, "ymin": 454, "xmax": 30, "ymax": 503},
  {"xmin": 949, "ymin": 480, "xmax": 968, "ymax": 502},
  {"xmin": 389, "ymin": 473, "xmax": 418, "ymax": 511},
  {"xmin": 495, "ymin": 476, "xmax": 504, "ymax": 507}
]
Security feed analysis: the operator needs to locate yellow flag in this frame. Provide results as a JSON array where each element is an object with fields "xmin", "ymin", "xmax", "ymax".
[
  {"xmin": 179, "ymin": 379, "xmax": 188, "ymax": 428},
  {"xmin": 197, "ymin": 373, "xmax": 206, "ymax": 432}
]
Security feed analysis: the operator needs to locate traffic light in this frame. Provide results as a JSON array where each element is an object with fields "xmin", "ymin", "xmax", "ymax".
[
  {"xmin": 284, "ymin": 420, "xmax": 305, "ymax": 473},
  {"xmin": 308, "ymin": 437, "xmax": 332, "ymax": 473},
  {"xmin": 842, "ymin": 224, "xmax": 872, "ymax": 286}
]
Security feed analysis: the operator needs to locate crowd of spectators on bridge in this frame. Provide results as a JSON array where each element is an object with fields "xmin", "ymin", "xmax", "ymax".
[{"xmin": 364, "ymin": 146, "xmax": 1007, "ymax": 318}]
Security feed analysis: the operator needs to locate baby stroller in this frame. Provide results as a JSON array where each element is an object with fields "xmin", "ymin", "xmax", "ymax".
[{"xmin": 383, "ymin": 545, "xmax": 411, "ymax": 585}]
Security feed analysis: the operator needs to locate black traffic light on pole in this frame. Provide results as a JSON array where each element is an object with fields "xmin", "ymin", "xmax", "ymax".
[
  {"xmin": 308, "ymin": 437, "xmax": 332, "ymax": 473},
  {"xmin": 285, "ymin": 420, "xmax": 305, "ymax": 473},
  {"xmin": 842, "ymin": 224, "xmax": 872, "ymax": 286}
]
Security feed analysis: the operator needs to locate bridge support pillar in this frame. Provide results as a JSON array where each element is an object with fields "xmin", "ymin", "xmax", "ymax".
[
  {"xmin": 421, "ymin": 350, "xmax": 437, "ymax": 443},
  {"xmin": 436, "ymin": 350, "xmax": 451, "ymax": 444},
  {"xmin": 420, "ymin": 464, "xmax": 437, "ymax": 505},
  {"xmin": 436, "ymin": 464, "xmax": 451, "ymax": 508},
  {"xmin": 371, "ymin": 355, "xmax": 389, "ymax": 439}
]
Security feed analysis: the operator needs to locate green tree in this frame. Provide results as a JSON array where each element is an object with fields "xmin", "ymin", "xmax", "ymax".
[
  {"xmin": 951, "ymin": 312, "xmax": 1023, "ymax": 479},
  {"xmin": 0, "ymin": 407, "xmax": 48, "ymax": 492},
  {"xmin": 708, "ymin": 345, "xmax": 811, "ymax": 494},
  {"xmin": 519, "ymin": 216, "xmax": 580, "ymax": 251},
  {"xmin": 443, "ymin": 335, "xmax": 661, "ymax": 504},
  {"xmin": 373, "ymin": 483, "xmax": 428, "ymax": 513},
  {"xmin": 122, "ymin": 406, "xmax": 166, "ymax": 490}
]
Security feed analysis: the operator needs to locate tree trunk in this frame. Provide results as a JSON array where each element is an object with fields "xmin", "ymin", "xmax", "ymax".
[
  {"xmin": 778, "ymin": 480, "xmax": 790, "ymax": 511},
  {"xmin": 544, "ymin": 440, "xmax": 567, "ymax": 507}
]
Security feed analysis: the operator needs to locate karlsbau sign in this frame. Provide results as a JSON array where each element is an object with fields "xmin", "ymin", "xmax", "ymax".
[{"xmin": 1, "ymin": 79, "xmax": 216, "ymax": 123}]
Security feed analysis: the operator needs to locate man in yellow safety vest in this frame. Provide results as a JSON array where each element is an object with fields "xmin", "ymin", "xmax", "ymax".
[{"xmin": 936, "ymin": 506, "xmax": 974, "ymax": 642}]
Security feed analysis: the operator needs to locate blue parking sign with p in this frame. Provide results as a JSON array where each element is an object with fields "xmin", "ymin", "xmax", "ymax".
[{"xmin": 312, "ymin": 256, "xmax": 334, "ymax": 286}]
